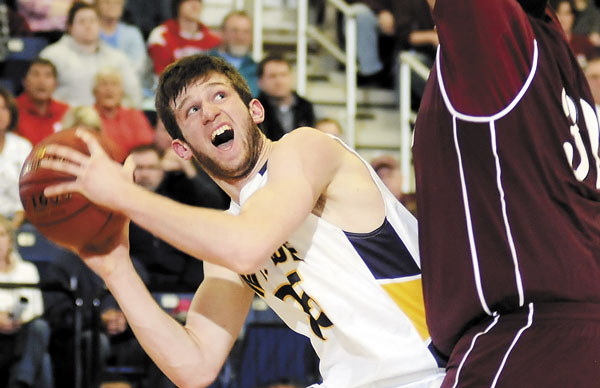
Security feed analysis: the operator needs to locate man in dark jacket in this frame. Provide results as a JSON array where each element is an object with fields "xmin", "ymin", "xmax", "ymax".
[{"xmin": 257, "ymin": 55, "xmax": 316, "ymax": 141}]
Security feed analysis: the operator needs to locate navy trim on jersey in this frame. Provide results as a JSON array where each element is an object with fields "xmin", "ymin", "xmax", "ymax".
[
  {"xmin": 259, "ymin": 162, "xmax": 268, "ymax": 176},
  {"xmin": 345, "ymin": 218, "xmax": 420, "ymax": 280}
]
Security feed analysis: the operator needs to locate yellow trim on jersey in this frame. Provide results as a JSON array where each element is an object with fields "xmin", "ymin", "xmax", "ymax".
[{"xmin": 381, "ymin": 279, "xmax": 430, "ymax": 340}]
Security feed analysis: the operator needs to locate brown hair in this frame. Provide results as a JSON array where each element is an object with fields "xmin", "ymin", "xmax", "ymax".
[
  {"xmin": 67, "ymin": 1, "xmax": 98, "ymax": 27},
  {"xmin": 0, "ymin": 86, "xmax": 19, "ymax": 132},
  {"xmin": 257, "ymin": 54, "xmax": 290, "ymax": 79},
  {"xmin": 155, "ymin": 54, "xmax": 253, "ymax": 141},
  {"xmin": 26, "ymin": 57, "xmax": 58, "ymax": 79}
]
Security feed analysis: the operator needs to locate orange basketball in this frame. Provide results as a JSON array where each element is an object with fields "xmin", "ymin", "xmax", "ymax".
[{"xmin": 19, "ymin": 128, "xmax": 123, "ymax": 254}]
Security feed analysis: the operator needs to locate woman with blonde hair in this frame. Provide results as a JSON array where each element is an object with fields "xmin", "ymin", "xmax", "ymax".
[{"xmin": 0, "ymin": 215, "xmax": 53, "ymax": 388}]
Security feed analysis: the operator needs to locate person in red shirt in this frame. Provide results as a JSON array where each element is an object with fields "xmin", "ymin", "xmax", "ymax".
[
  {"xmin": 553, "ymin": 0, "xmax": 599, "ymax": 65},
  {"xmin": 15, "ymin": 58, "xmax": 70, "ymax": 145},
  {"xmin": 147, "ymin": 0, "xmax": 221, "ymax": 75},
  {"xmin": 93, "ymin": 67, "xmax": 154, "ymax": 162}
]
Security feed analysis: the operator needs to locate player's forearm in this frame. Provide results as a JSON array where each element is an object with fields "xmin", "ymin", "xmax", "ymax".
[
  {"xmin": 116, "ymin": 182, "xmax": 275, "ymax": 273},
  {"xmin": 104, "ymin": 260, "xmax": 221, "ymax": 388}
]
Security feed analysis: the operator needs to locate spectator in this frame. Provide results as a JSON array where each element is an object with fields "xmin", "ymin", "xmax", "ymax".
[
  {"xmin": 43, "ymin": 250, "xmax": 111, "ymax": 388},
  {"xmin": 0, "ymin": 2, "xmax": 32, "ymax": 39},
  {"xmin": 257, "ymin": 55, "xmax": 316, "ymax": 140},
  {"xmin": 16, "ymin": 0, "xmax": 71, "ymax": 43},
  {"xmin": 154, "ymin": 119, "xmax": 229, "ymax": 210},
  {"xmin": 395, "ymin": 0, "xmax": 437, "ymax": 99},
  {"xmin": 128, "ymin": 143, "xmax": 225, "ymax": 292},
  {"xmin": 93, "ymin": 67, "xmax": 154, "ymax": 162},
  {"xmin": 61, "ymin": 105, "xmax": 123, "ymax": 163},
  {"xmin": 96, "ymin": 0, "xmax": 149, "ymax": 84},
  {"xmin": 0, "ymin": 214, "xmax": 53, "ymax": 388},
  {"xmin": 15, "ymin": 58, "xmax": 69, "ymax": 146},
  {"xmin": 396, "ymin": 0, "xmax": 438, "ymax": 59},
  {"xmin": 147, "ymin": 0, "xmax": 221, "ymax": 76},
  {"xmin": 585, "ymin": 55, "xmax": 600, "ymax": 111},
  {"xmin": 0, "ymin": 87, "xmax": 30, "ymax": 230},
  {"xmin": 314, "ymin": 117, "xmax": 343, "ymax": 137},
  {"xmin": 39, "ymin": 1, "xmax": 142, "ymax": 108},
  {"xmin": 552, "ymin": 0, "xmax": 598, "ymax": 66},
  {"xmin": 573, "ymin": 0, "xmax": 600, "ymax": 46},
  {"xmin": 209, "ymin": 10, "xmax": 259, "ymax": 96},
  {"xmin": 346, "ymin": 0, "xmax": 399, "ymax": 86},
  {"xmin": 122, "ymin": 0, "xmax": 171, "ymax": 39},
  {"xmin": 370, "ymin": 154, "xmax": 403, "ymax": 200}
]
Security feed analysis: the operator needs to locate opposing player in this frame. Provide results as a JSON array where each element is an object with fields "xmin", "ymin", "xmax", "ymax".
[
  {"xmin": 414, "ymin": 0, "xmax": 600, "ymax": 387},
  {"xmin": 40, "ymin": 55, "xmax": 445, "ymax": 388}
]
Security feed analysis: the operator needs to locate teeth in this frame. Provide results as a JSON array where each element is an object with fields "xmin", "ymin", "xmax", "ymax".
[{"xmin": 212, "ymin": 125, "xmax": 232, "ymax": 142}]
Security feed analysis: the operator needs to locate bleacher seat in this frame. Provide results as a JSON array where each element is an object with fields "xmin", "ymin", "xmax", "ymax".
[
  {"xmin": 1, "ymin": 36, "xmax": 48, "ymax": 95},
  {"xmin": 16, "ymin": 222, "xmax": 68, "ymax": 278}
]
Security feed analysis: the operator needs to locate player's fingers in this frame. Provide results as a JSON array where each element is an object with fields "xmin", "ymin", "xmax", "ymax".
[
  {"xmin": 42, "ymin": 144, "xmax": 89, "ymax": 166},
  {"xmin": 39, "ymin": 156, "xmax": 84, "ymax": 177},
  {"xmin": 122, "ymin": 155, "xmax": 136, "ymax": 181},
  {"xmin": 76, "ymin": 128, "xmax": 106, "ymax": 156},
  {"xmin": 43, "ymin": 181, "xmax": 81, "ymax": 197}
]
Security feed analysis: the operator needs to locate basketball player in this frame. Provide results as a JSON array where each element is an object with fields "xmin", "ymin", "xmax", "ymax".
[
  {"xmin": 414, "ymin": 0, "xmax": 600, "ymax": 387},
  {"xmin": 40, "ymin": 55, "xmax": 445, "ymax": 388}
]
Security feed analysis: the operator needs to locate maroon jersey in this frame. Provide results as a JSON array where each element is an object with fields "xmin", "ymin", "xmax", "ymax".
[{"xmin": 414, "ymin": 0, "xmax": 600, "ymax": 357}]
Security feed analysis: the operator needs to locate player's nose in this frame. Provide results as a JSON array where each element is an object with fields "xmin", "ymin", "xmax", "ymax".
[{"xmin": 200, "ymin": 103, "xmax": 219, "ymax": 124}]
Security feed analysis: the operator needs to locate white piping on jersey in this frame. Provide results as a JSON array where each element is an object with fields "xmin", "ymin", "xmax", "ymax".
[
  {"xmin": 437, "ymin": 41, "xmax": 538, "ymax": 315},
  {"xmin": 490, "ymin": 303, "xmax": 534, "ymax": 388},
  {"xmin": 490, "ymin": 121, "xmax": 525, "ymax": 307},
  {"xmin": 436, "ymin": 40, "xmax": 539, "ymax": 122},
  {"xmin": 452, "ymin": 115, "xmax": 492, "ymax": 315},
  {"xmin": 451, "ymin": 313, "xmax": 500, "ymax": 388},
  {"xmin": 377, "ymin": 274, "xmax": 421, "ymax": 285}
]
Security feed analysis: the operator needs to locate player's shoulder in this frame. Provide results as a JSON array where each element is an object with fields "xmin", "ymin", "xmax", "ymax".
[
  {"xmin": 278, "ymin": 126, "xmax": 336, "ymax": 145},
  {"xmin": 273, "ymin": 127, "xmax": 342, "ymax": 159},
  {"xmin": 268, "ymin": 127, "xmax": 346, "ymax": 180}
]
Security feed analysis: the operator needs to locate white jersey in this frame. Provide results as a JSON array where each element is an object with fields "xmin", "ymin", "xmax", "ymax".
[{"xmin": 228, "ymin": 141, "xmax": 445, "ymax": 388}]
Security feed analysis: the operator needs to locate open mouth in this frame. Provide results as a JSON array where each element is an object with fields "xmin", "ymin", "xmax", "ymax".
[{"xmin": 211, "ymin": 125, "xmax": 235, "ymax": 148}]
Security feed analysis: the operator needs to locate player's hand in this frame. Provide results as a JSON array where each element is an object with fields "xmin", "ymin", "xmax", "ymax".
[{"xmin": 41, "ymin": 129, "xmax": 135, "ymax": 211}]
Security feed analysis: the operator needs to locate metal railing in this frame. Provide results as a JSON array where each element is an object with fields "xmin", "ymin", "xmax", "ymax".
[
  {"xmin": 297, "ymin": 0, "xmax": 358, "ymax": 149},
  {"xmin": 246, "ymin": 0, "xmax": 358, "ymax": 148},
  {"xmin": 398, "ymin": 51, "xmax": 431, "ymax": 193}
]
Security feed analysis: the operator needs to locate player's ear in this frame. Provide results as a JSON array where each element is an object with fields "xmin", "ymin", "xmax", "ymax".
[
  {"xmin": 172, "ymin": 139, "xmax": 193, "ymax": 160},
  {"xmin": 248, "ymin": 99, "xmax": 265, "ymax": 124}
]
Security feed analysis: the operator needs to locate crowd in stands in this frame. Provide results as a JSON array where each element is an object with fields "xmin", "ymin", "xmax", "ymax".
[{"xmin": 2, "ymin": 0, "xmax": 600, "ymax": 387}]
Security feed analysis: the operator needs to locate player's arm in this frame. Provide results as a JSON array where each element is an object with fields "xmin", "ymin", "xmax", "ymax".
[
  {"xmin": 92, "ymin": 236, "xmax": 253, "ymax": 388},
  {"xmin": 125, "ymin": 127, "xmax": 342, "ymax": 273},
  {"xmin": 41, "ymin": 128, "xmax": 343, "ymax": 274}
]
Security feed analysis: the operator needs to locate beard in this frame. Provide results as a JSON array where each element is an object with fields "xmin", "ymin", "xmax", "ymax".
[
  {"xmin": 517, "ymin": 0, "xmax": 548, "ymax": 17},
  {"xmin": 189, "ymin": 116, "xmax": 265, "ymax": 181}
]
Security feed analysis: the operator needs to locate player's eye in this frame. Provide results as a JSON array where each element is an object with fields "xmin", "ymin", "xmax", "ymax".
[
  {"xmin": 187, "ymin": 106, "xmax": 199, "ymax": 116},
  {"xmin": 215, "ymin": 92, "xmax": 226, "ymax": 101}
]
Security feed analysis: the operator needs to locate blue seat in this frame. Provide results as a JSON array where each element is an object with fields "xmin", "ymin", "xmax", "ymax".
[
  {"xmin": 16, "ymin": 223, "xmax": 68, "ymax": 263},
  {"xmin": 1, "ymin": 36, "xmax": 49, "ymax": 95},
  {"xmin": 6, "ymin": 37, "xmax": 48, "ymax": 60}
]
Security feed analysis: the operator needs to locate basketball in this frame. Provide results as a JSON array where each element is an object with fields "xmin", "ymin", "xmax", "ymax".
[{"xmin": 19, "ymin": 128, "xmax": 123, "ymax": 254}]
